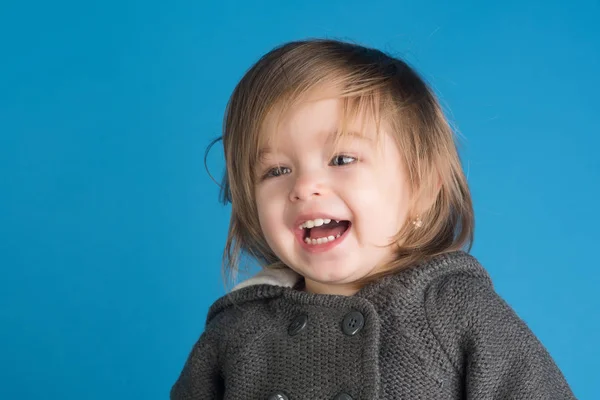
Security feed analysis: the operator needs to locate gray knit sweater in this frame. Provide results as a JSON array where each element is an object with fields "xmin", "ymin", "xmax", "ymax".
[{"xmin": 170, "ymin": 251, "xmax": 575, "ymax": 399}]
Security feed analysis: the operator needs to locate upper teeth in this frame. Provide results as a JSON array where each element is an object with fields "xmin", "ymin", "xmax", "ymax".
[{"xmin": 298, "ymin": 218, "xmax": 338, "ymax": 230}]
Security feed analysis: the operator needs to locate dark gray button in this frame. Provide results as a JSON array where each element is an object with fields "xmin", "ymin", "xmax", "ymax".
[
  {"xmin": 342, "ymin": 310, "xmax": 364, "ymax": 336},
  {"xmin": 333, "ymin": 392, "xmax": 353, "ymax": 400},
  {"xmin": 288, "ymin": 314, "xmax": 308, "ymax": 336},
  {"xmin": 268, "ymin": 392, "xmax": 289, "ymax": 400}
]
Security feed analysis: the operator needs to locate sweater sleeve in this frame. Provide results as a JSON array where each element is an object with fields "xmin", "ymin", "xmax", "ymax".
[
  {"xmin": 425, "ymin": 273, "xmax": 575, "ymax": 399},
  {"xmin": 170, "ymin": 322, "xmax": 225, "ymax": 400}
]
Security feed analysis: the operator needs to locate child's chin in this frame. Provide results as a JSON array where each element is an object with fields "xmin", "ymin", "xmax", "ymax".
[{"xmin": 309, "ymin": 266, "xmax": 357, "ymax": 284}]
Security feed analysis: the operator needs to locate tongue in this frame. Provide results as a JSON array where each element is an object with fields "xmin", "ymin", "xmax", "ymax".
[{"xmin": 309, "ymin": 221, "xmax": 348, "ymax": 239}]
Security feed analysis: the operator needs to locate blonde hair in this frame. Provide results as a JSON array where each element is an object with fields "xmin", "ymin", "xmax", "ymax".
[{"xmin": 215, "ymin": 39, "xmax": 474, "ymax": 287}]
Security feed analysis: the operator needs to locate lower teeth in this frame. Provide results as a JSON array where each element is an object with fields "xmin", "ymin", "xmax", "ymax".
[{"xmin": 304, "ymin": 233, "xmax": 342, "ymax": 245}]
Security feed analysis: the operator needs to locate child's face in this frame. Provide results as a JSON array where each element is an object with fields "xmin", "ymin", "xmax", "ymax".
[{"xmin": 254, "ymin": 95, "xmax": 412, "ymax": 295}]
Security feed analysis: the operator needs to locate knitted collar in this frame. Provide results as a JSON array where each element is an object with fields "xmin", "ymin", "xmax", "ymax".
[{"xmin": 231, "ymin": 267, "xmax": 302, "ymax": 292}]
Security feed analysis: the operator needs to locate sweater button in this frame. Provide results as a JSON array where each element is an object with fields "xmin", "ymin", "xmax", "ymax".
[
  {"xmin": 333, "ymin": 392, "xmax": 353, "ymax": 400},
  {"xmin": 288, "ymin": 314, "xmax": 308, "ymax": 336},
  {"xmin": 267, "ymin": 392, "xmax": 289, "ymax": 400},
  {"xmin": 341, "ymin": 310, "xmax": 364, "ymax": 336}
]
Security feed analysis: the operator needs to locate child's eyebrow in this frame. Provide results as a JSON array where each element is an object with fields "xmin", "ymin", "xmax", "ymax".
[
  {"xmin": 327, "ymin": 130, "xmax": 375, "ymax": 147},
  {"xmin": 257, "ymin": 147, "xmax": 274, "ymax": 162},
  {"xmin": 333, "ymin": 130, "xmax": 373, "ymax": 141},
  {"xmin": 257, "ymin": 130, "xmax": 373, "ymax": 160}
]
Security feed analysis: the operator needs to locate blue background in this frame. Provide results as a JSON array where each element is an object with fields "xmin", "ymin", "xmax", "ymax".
[{"xmin": 1, "ymin": 0, "xmax": 598, "ymax": 398}]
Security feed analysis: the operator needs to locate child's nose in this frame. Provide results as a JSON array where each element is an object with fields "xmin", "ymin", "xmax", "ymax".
[{"xmin": 288, "ymin": 173, "xmax": 324, "ymax": 202}]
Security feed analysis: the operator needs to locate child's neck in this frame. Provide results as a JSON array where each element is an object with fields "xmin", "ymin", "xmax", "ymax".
[{"xmin": 302, "ymin": 278, "xmax": 360, "ymax": 296}]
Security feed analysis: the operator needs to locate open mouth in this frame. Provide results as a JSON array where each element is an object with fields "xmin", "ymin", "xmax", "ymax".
[{"xmin": 301, "ymin": 219, "xmax": 351, "ymax": 245}]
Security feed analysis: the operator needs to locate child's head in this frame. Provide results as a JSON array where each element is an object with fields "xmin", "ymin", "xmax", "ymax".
[{"xmin": 218, "ymin": 39, "xmax": 473, "ymax": 294}]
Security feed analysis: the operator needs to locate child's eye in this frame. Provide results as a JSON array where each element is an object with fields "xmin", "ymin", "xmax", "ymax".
[
  {"xmin": 330, "ymin": 155, "xmax": 357, "ymax": 166},
  {"xmin": 264, "ymin": 166, "xmax": 291, "ymax": 179}
]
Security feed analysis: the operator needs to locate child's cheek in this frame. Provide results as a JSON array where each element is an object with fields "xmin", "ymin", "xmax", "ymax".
[{"xmin": 333, "ymin": 161, "xmax": 373, "ymax": 185}]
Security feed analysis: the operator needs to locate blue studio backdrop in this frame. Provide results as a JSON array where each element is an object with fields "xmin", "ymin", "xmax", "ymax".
[{"xmin": 0, "ymin": 0, "xmax": 598, "ymax": 399}]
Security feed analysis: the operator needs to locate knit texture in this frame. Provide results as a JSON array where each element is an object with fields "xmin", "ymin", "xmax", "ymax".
[{"xmin": 170, "ymin": 251, "xmax": 575, "ymax": 399}]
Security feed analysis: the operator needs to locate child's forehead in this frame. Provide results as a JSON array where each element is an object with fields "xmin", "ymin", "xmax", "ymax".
[{"xmin": 259, "ymin": 97, "xmax": 383, "ymax": 146}]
